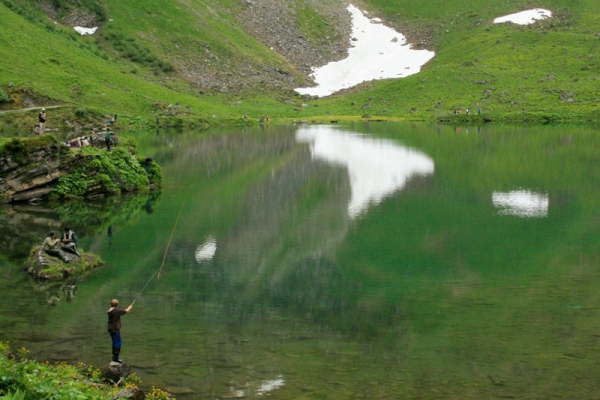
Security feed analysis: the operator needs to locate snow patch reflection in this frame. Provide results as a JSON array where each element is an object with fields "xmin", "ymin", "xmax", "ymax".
[
  {"xmin": 256, "ymin": 375, "xmax": 285, "ymax": 396},
  {"xmin": 195, "ymin": 236, "xmax": 217, "ymax": 263},
  {"xmin": 297, "ymin": 125, "xmax": 434, "ymax": 218},
  {"xmin": 492, "ymin": 190, "xmax": 549, "ymax": 218}
]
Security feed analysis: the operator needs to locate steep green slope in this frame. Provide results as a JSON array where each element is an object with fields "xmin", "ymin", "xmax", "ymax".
[
  {"xmin": 0, "ymin": 2, "xmax": 222, "ymax": 119},
  {"xmin": 0, "ymin": 0, "xmax": 599, "ymax": 129}
]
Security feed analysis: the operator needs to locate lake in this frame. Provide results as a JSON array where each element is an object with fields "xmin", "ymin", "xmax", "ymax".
[{"xmin": 1, "ymin": 122, "xmax": 600, "ymax": 399}]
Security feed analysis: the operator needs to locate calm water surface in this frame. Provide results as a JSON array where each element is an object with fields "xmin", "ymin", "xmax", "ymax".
[{"xmin": 1, "ymin": 122, "xmax": 600, "ymax": 399}]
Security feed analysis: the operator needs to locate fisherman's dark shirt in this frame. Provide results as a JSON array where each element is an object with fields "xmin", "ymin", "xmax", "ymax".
[{"xmin": 107, "ymin": 307, "xmax": 127, "ymax": 333}]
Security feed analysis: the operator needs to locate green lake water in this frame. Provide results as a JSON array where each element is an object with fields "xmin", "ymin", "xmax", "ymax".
[{"xmin": 2, "ymin": 122, "xmax": 600, "ymax": 399}]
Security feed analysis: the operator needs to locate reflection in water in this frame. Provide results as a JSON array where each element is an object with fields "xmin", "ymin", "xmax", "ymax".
[
  {"xmin": 256, "ymin": 375, "xmax": 285, "ymax": 395},
  {"xmin": 297, "ymin": 125, "xmax": 435, "ymax": 217},
  {"xmin": 492, "ymin": 190, "xmax": 549, "ymax": 218},
  {"xmin": 195, "ymin": 236, "xmax": 217, "ymax": 263}
]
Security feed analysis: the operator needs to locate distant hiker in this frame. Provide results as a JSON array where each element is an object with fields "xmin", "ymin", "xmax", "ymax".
[
  {"xmin": 105, "ymin": 130, "xmax": 112, "ymax": 151},
  {"xmin": 107, "ymin": 299, "xmax": 133, "ymax": 363},
  {"xmin": 61, "ymin": 226, "xmax": 80, "ymax": 256},
  {"xmin": 42, "ymin": 232, "xmax": 71, "ymax": 263},
  {"xmin": 38, "ymin": 108, "xmax": 47, "ymax": 135}
]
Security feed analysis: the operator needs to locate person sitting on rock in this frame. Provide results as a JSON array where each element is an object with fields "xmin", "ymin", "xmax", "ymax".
[
  {"xmin": 61, "ymin": 226, "xmax": 81, "ymax": 256},
  {"xmin": 42, "ymin": 232, "xmax": 72, "ymax": 263}
]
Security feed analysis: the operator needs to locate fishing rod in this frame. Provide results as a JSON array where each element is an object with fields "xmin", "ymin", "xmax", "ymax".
[{"xmin": 130, "ymin": 185, "xmax": 192, "ymax": 305}]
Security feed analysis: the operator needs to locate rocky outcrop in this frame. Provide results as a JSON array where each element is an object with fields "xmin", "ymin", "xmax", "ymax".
[
  {"xmin": 0, "ymin": 137, "xmax": 72, "ymax": 203},
  {"xmin": 169, "ymin": 0, "xmax": 353, "ymax": 92},
  {"xmin": 0, "ymin": 136, "xmax": 161, "ymax": 203},
  {"xmin": 238, "ymin": 0, "xmax": 352, "ymax": 77}
]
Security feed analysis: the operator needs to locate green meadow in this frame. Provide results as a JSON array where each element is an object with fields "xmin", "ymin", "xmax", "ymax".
[{"xmin": 0, "ymin": 0, "xmax": 599, "ymax": 133}]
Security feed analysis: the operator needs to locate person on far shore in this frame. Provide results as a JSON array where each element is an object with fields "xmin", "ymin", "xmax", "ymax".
[
  {"xmin": 38, "ymin": 108, "xmax": 46, "ymax": 135},
  {"xmin": 105, "ymin": 129, "xmax": 112, "ymax": 151},
  {"xmin": 107, "ymin": 299, "xmax": 132, "ymax": 363}
]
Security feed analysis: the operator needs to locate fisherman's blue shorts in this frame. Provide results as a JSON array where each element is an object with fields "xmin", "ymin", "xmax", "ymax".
[{"xmin": 110, "ymin": 331, "xmax": 122, "ymax": 349}]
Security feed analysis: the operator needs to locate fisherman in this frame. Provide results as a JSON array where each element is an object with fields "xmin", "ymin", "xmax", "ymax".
[
  {"xmin": 60, "ymin": 226, "xmax": 81, "ymax": 256},
  {"xmin": 41, "ymin": 232, "xmax": 71, "ymax": 263},
  {"xmin": 107, "ymin": 299, "xmax": 133, "ymax": 363}
]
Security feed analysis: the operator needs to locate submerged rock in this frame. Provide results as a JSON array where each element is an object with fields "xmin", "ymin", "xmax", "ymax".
[{"xmin": 25, "ymin": 246, "xmax": 104, "ymax": 280}]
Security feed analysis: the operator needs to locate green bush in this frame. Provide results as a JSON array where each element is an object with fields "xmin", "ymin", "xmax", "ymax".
[
  {"xmin": 138, "ymin": 156, "xmax": 163, "ymax": 186},
  {"xmin": 52, "ymin": 145, "xmax": 158, "ymax": 199},
  {"xmin": 2, "ymin": 138, "xmax": 26, "ymax": 159},
  {"xmin": 0, "ymin": 88, "xmax": 11, "ymax": 103},
  {"xmin": 74, "ymin": 107, "xmax": 86, "ymax": 118}
]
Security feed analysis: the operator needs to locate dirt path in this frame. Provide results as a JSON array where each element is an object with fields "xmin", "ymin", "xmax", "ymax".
[{"xmin": 0, "ymin": 105, "xmax": 68, "ymax": 114}]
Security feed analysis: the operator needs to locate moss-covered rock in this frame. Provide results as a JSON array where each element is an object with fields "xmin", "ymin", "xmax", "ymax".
[{"xmin": 26, "ymin": 246, "xmax": 104, "ymax": 281}]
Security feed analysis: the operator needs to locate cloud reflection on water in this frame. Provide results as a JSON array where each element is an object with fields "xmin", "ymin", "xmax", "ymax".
[
  {"xmin": 296, "ymin": 125, "xmax": 435, "ymax": 218},
  {"xmin": 492, "ymin": 190, "xmax": 549, "ymax": 218},
  {"xmin": 195, "ymin": 236, "xmax": 217, "ymax": 263}
]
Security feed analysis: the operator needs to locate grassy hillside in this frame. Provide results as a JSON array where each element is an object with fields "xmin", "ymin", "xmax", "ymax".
[
  {"xmin": 0, "ymin": 0, "xmax": 599, "ymax": 134},
  {"xmin": 338, "ymin": 0, "xmax": 600, "ymax": 121}
]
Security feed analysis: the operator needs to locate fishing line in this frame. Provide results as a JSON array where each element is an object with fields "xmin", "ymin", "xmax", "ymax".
[
  {"xmin": 131, "ymin": 268, "xmax": 160, "ymax": 305},
  {"xmin": 131, "ymin": 185, "xmax": 192, "ymax": 305},
  {"xmin": 3, "ymin": 222, "xmax": 45, "ymax": 241},
  {"xmin": 158, "ymin": 185, "xmax": 192, "ymax": 280}
]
